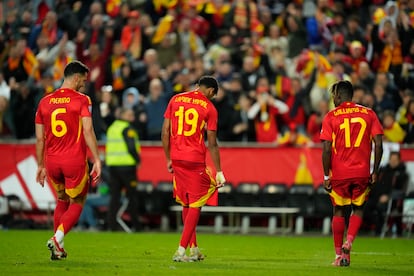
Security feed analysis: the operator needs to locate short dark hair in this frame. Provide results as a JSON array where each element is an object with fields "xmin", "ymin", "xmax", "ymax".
[
  {"xmin": 198, "ymin": 76, "xmax": 219, "ymax": 95},
  {"xmin": 64, "ymin": 60, "xmax": 90, "ymax": 78},
  {"xmin": 331, "ymin": 80, "xmax": 354, "ymax": 100}
]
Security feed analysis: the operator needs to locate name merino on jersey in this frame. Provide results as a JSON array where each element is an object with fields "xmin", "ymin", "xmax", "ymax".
[{"xmin": 49, "ymin": 97, "xmax": 71, "ymax": 104}]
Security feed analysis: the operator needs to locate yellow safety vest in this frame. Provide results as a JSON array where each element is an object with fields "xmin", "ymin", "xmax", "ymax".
[{"xmin": 105, "ymin": 120, "xmax": 141, "ymax": 166}]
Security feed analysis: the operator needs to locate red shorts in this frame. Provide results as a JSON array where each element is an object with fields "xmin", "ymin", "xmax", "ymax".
[
  {"xmin": 172, "ymin": 160, "xmax": 218, "ymax": 207},
  {"xmin": 329, "ymin": 177, "xmax": 371, "ymax": 207},
  {"xmin": 46, "ymin": 160, "xmax": 90, "ymax": 198}
]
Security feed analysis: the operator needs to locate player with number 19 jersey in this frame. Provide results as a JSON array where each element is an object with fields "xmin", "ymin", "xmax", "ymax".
[
  {"xmin": 164, "ymin": 90, "xmax": 218, "ymax": 163},
  {"xmin": 35, "ymin": 88, "xmax": 92, "ymax": 164},
  {"xmin": 320, "ymin": 101, "xmax": 383, "ymax": 180}
]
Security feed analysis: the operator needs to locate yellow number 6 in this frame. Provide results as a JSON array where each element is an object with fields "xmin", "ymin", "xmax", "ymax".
[{"xmin": 51, "ymin": 108, "xmax": 67, "ymax": 137}]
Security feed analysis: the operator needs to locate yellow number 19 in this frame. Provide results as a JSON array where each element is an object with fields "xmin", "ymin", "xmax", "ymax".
[
  {"xmin": 174, "ymin": 106, "xmax": 199, "ymax": 136},
  {"xmin": 339, "ymin": 117, "xmax": 367, "ymax": 148}
]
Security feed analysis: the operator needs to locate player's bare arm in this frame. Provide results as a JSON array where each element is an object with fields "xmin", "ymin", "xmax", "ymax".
[
  {"xmin": 321, "ymin": 139, "xmax": 332, "ymax": 192},
  {"xmin": 371, "ymin": 134, "xmax": 384, "ymax": 186},
  {"xmin": 82, "ymin": 116, "xmax": 101, "ymax": 182},
  {"xmin": 207, "ymin": 129, "xmax": 226, "ymax": 187},
  {"xmin": 35, "ymin": 123, "xmax": 46, "ymax": 187},
  {"xmin": 161, "ymin": 118, "xmax": 173, "ymax": 173}
]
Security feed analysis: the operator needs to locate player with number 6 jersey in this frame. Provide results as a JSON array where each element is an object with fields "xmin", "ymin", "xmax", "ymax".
[
  {"xmin": 320, "ymin": 80, "xmax": 383, "ymax": 267},
  {"xmin": 35, "ymin": 61, "xmax": 101, "ymax": 261},
  {"xmin": 36, "ymin": 87, "xmax": 92, "ymax": 164}
]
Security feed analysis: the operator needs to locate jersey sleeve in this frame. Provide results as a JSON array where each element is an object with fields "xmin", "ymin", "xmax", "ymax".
[
  {"xmin": 206, "ymin": 104, "xmax": 218, "ymax": 131},
  {"xmin": 319, "ymin": 113, "xmax": 332, "ymax": 141},
  {"xmin": 80, "ymin": 95, "xmax": 92, "ymax": 117}
]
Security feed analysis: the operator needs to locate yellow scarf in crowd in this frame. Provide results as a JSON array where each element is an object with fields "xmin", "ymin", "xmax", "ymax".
[
  {"xmin": 111, "ymin": 56, "xmax": 127, "ymax": 91},
  {"xmin": 152, "ymin": 14, "xmax": 174, "ymax": 44},
  {"xmin": 233, "ymin": 0, "xmax": 258, "ymax": 30}
]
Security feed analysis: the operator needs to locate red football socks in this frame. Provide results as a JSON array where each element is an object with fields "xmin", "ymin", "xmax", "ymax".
[
  {"xmin": 180, "ymin": 207, "xmax": 201, "ymax": 249},
  {"xmin": 347, "ymin": 214, "xmax": 363, "ymax": 243},
  {"xmin": 58, "ymin": 203, "xmax": 83, "ymax": 234},
  {"xmin": 332, "ymin": 216, "xmax": 345, "ymax": 255},
  {"xmin": 181, "ymin": 207, "xmax": 197, "ymax": 248},
  {"xmin": 54, "ymin": 200, "xmax": 69, "ymax": 232}
]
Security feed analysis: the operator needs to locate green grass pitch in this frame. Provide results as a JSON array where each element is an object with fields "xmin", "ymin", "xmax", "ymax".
[{"xmin": 0, "ymin": 230, "xmax": 413, "ymax": 275}]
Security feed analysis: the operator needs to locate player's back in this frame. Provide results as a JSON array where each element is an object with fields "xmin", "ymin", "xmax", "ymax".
[
  {"xmin": 323, "ymin": 102, "xmax": 383, "ymax": 179},
  {"xmin": 36, "ymin": 88, "xmax": 91, "ymax": 163},
  {"xmin": 166, "ymin": 90, "xmax": 217, "ymax": 163}
]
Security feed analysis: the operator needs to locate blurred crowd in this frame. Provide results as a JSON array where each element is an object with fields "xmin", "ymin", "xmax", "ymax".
[{"xmin": 0, "ymin": 0, "xmax": 414, "ymax": 145}]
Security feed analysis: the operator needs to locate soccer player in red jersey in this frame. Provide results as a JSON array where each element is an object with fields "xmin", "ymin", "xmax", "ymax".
[
  {"xmin": 35, "ymin": 61, "xmax": 102, "ymax": 260},
  {"xmin": 320, "ymin": 80, "xmax": 383, "ymax": 267},
  {"xmin": 162, "ymin": 76, "xmax": 226, "ymax": 262}
]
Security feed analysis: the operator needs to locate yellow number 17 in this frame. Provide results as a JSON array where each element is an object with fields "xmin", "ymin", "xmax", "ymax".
[{"xmin": 339, "ymin": 117, "xmax": 367, "ymax": 148}]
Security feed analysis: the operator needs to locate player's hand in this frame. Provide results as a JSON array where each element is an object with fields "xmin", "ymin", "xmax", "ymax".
[
  {"xmin": 90, "ymin": 161, "xmax": 102, "ymax": 185},
  {"xmin": 36, "ymin": 167, "xmax": 47, "ymax": 187},
  {"xmin": 167, "ymin": 160, "xmax": 173, "ymax": 173},
  {"xmin": 216, "ymin": 171, "xmax": 226, "ymax": 188},
  {"xmin": 323, "ymin": 179, "xmax": 332, "ymax": 193}
]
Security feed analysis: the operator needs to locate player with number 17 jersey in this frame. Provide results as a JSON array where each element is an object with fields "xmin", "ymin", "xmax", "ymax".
[
  {"xmin": 35, "ymin": 88, "xmax": 92, "ymax": 164},
  {"xmin": 320, "ymin": 101, "xmax": 383, "ymax": 180},
  {"xmin": 164, "ymin": 90, "xmax": 218, "ymax": 163}
]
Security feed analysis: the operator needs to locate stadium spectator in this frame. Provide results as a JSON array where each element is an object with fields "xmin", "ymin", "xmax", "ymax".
[
  {"xmin": 396, "ymin": 88, "xmax": 414, "ymax": 125},
  {"xmin": 365, "ymin": 151, "xmax": 409, "ymax": 236},
  {"xmin": 225, "ymin": 0, "xmax": 259, "ymax": 44},
  {"xmin": 307, "ymin": 99, "xmax": 329, "ymax": 143},
  {"xmin": 321, "ymin": 80, "xmax": 383, "ymax": 267},
  {"xmin": 228, "ymin": 93, "xmax": 256, "ymax": 142},
  {"xmin": 10, "ymin": 78, "xmax": 41, "ymax": 139},
  {"xmin": 377, "ymin": 28, "xmax": 403, "ymax": 79},
  {"xmin": 247, "ymin": 82, "xmax": 289, "ymax": 143},
  {"xmin": 76, "ymin": 174, "xmax": 110, "ymax": 231},
  {"xmin": 0, "ymin": 72, "xmax": 12, "ymax": 138},
  {"xmin": 177, "ymin": 16, "xmax": 206, "ymax": 61},
  {"xmin": 28, "ymin": 11, "xmax": 63, "ymax": 53},
  {"xmin": 144, "ymin": 78, "xmax": 173, "ymax": 141},
  {"xmin": 120, "ymin": 10, "xmax": 151, "ymax": 61},
  {"xmin": 240, "ymin": 55, "xmax": 265, "ymax": 96},
  {"xmin": 197, "ymin": 0, "xmax": 232, "ymax": 44},
  {"xmin": 103, "ymin": 40, "xmax": 132, "ymax": 99},
  {"xmin": 213, "ymin": 86, "xmax": 235, "ymax": 142},
  {"xmin": 382, "ymin": 110, "xmax": 406, "ymax": 143},
  {"xmin": 203, "ymin": 30, "xmax": 234, "ymax": 73},
  {"xmin": 281, "ymin": 68, "xmax": 317, "ymax": 135},
  {"xmin": 75, "ymin": 23, "xmax": 114, "ymax": 94},
  {"xmin": 285, "ymin": 10, "xmax": 308, "ymax": 59},
  {"xmin": 374, "ymin": 82, "xmax": 396, "ymax": 115},
  {"xmin": 402, "ymin": 99, "xmax": 414, "ymax": 144},
  {"xmin": 2, "ymin": 38, "xmax": 39, "ymax": 83}
]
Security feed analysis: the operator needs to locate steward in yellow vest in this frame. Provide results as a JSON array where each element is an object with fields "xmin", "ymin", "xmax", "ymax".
[{"xmin": 105, "ymin": 107, "xmax": 141, "ymax": 231}]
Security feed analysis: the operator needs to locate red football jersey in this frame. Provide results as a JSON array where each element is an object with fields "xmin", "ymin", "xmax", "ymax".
[
  {"xmin": 164, "ymin": 90, "xmax": 218, "ymax": 163},
  {"xmin": 35, "ymin": 88, "xmax": 92, "ymax": 163},
  {"xmin": 320, "ymin": 102, "xmax": 383, "ymax": 180}
]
